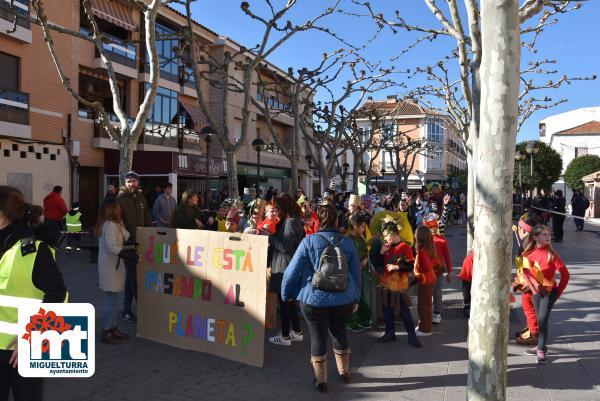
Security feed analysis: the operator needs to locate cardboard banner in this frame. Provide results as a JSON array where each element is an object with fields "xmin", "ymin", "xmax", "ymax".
[{"xmin": 136, "ymin": 228, "xmax": 268, "ymax": 367}]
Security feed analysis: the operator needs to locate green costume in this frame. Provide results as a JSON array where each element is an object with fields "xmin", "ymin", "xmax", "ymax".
[{"xmin": 347, "ymin": 233, "xmax": 372, "ymax": 330}]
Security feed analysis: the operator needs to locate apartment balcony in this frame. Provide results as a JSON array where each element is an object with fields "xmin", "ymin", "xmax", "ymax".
[
  {"xmin": 92, "ymin": 34, "xmax": 138, "ymax": 79},
  {"xmin": 82, "ymin": 109, "xmax": 202, "ymax": 152},
  {"xmin": 142, "ymin": 124, "xmax": 202, "ymax": 152},
  {"xmin": 0, "ymin": 87, "xmax": 31, "ymax": 139},
  {"xmin": 0, "ymin": 0, "xmax": 32, "ymax": 43},
  {"xmin": 256, "ymin": 93, "xmax": 295, "ymax": 127}
]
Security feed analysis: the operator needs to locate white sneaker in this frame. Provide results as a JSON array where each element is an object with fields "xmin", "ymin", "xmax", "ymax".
[
  {"xmin": 415, "ymin": 329, "xmax": 432, "ymax": 337},
  {"xmin": 432, "ymin": 313, "xmax": 442, "ymax": 324},
  {"xmin": 268, "ymin": 334, "xmax": 292, "ymax": 346},
  {"xmin": 289, "ymin": 330, "xmax": 304, "ymax": 342}
]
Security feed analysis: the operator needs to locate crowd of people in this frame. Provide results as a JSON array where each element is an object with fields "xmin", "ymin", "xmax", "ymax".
[{"xmin": 0, "ymin": 171, "xmax": 579, "ymax": 398}]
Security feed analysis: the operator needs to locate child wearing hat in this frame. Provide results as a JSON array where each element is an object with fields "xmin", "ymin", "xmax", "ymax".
[{"xmin": 369, "ymin": 217, "xmax": 422, "ymax": 348}]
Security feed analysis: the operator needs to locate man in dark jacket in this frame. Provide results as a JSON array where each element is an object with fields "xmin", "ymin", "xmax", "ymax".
[
  {"xmin": 43, "ymin": 186, "xmax": 68, "ymax": 232},
  {"xmin": 571, "ymin": 191, "xmax": 590, "ymax": 231},
  {"xmin": 117, "ymin": 171, "xmax": 151, "ymax": 323}
]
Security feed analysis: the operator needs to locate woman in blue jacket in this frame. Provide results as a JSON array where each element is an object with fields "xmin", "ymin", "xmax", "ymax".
[{"xmin": 281, "ymin": 204, "xmax": 361, "ymax": 393}]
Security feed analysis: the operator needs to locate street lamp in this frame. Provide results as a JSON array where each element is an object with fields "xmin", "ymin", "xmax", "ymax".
[
  {"xmin": 201, "ymin": 126, "xmax": 214, "ymax": 209},
  {"xmin": 515, "ymin": 150, "xmax": 526, "ymax": 192},
  {"xmin": 380, "ymin": 168, "xmax": 386, "ymax": 193},
  {"xmin": 525, "ymin": 141, "xmax": 540, "ymax": 197},
  {"xmin": 251, "ymin": 138, "xmax": 267, "ymax": 195},
  {"xmin": 342, "ymin": 162, "xmax": 350, "ymax": 192}
]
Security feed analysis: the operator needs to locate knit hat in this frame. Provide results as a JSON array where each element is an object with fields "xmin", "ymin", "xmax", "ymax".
[{"xmin": 125, "ymin": 171, "xmax": 139, "ymax": 180}]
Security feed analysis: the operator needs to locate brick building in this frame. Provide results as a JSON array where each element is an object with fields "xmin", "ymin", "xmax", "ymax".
[
  {"xmin": 0, "ymin": 0, "xmax": 310, "ymax": 227},
  {"xmin": 354, "ymin": 96, "xmax": 467, "ymax": 192}
]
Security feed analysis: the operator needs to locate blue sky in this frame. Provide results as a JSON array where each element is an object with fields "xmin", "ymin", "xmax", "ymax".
[{"xmin": 185, "ymin": 1, "xmax": 600, "ymax": 142}]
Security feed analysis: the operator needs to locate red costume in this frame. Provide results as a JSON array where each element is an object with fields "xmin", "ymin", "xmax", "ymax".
[
  {"xmin": 432, "ymin": 235, "xmax": 452, "ymax": 275},
  {"xmin": 459, "ymin": 252, "xmax": 473, "ymax": 282},
  {"xmin": 381, "ymin": 241, "xmax": 414, "ymax": 292},
  {"xmin": 414, "ymin": 248, "xmax": 436, "ymax": 286},
  {"xmin": 523, "ymin": 246, "xmax": 570, "ymax": 298}
]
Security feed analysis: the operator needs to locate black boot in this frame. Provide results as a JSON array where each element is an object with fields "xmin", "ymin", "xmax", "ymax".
[{"xmin": 376, "ymin": 331, "xmax": 396, "ymax": 343}]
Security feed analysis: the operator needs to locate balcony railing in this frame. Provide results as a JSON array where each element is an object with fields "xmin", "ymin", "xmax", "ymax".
[
  {"xmin": 0, "ymin": 87, "xmax": 29, "ymax": 125},
  {"xmin": 0, "ymin": 0, "xmax": 30, "ymax": 29},
  {"xmin": 80, "ymin": 27, "xmax": 137, "ymax": 69},
  {"xmin": 256, "ymin": 93, "xmax": 294, "ymax": 113}
]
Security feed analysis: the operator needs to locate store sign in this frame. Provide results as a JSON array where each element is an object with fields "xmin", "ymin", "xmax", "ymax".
[
  {"xmin": 237, "ymin": 164, "xmax": 290, "ymax": 179},
  {"xmin": 173, "ymin": 153, "xmax": 225, "ymax": 177}
]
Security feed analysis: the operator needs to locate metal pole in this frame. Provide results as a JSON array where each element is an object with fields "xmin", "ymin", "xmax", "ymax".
[
  {"xmin": 256, "ymin": 150, "xmax": 261, "ymax": 194},
  {"xmin": 530, "ymin": 155, "xmax": 534, "ymax": 198},
  {"xmin": 205, "ymin": 140, "xmax": 210, "ymax": 209},
  {"xmin": 518, "ymin": 161, "xmax": 522, "ymax": 190}
]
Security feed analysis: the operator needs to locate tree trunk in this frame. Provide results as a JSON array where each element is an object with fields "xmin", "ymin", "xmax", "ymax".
[
  {"xmin": 118, "ymin": 141, "xmax": 135, "ymax": 186},
  {"xmin": 290, "ymin": 157, "xmax": 299, "ymax": 193},
  {"xmin": 225, "ymin": 149, "xmax": 240, "ymax": 200},
  {"xmin": 352, "ymin": 155, "xmax": 360, "ymax": 193},
  {"xmin": 466, "ymin": 145, "xmax": 475, "ymax": 252},
  {"xmin": 467, "ymin": 2, "xmax": 520, "ymax": 401}
]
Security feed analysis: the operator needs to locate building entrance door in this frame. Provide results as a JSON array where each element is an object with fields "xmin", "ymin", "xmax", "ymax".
[{"xmin": 78, "ymin": 167, "xmax": 100, "ymax": 229}]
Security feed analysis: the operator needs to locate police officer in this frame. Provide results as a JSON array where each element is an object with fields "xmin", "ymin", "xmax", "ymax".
[{"xmin": 0, "ymin": 186, "xmax": 67, "ymax": 401}]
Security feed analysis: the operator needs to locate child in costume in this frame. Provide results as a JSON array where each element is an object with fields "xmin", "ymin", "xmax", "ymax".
[
  {"xmin": 414, "ymin": 226, "xmax": 438, "ymax": 336},
  {"xmin": 424, "ymin": 218, "xmax": 452, "ymax": 325},
  {"xmin": 369, "ymin": 217, "xmax": 422, "ymax": 348},
  {"xmin": 512, "ymin": 215, "xmax": 540, "ymax": 346},
  {"xmin": 459, "ymin": 252, "xmax": 474, "ymax": 317},
  {"xmin": 521, "ymin": 224, "xmax": 569, "ymax": 364},
  {"xmin": 345, "ymin": 214, "xmax": 372, "ymax": 331}
]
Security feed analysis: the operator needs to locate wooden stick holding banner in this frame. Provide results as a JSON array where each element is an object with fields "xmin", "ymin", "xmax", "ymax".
[{"xmin": 136, "ymin": 228, "xmax": 268, "ymax": 367}]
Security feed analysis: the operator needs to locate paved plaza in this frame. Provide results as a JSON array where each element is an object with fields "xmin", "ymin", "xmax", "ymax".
[{"xmin": 41, "ymin": 219, "xmax": 600, "ymax": 401}]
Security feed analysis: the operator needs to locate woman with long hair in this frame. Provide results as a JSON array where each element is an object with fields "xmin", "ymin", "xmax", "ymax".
[
  {"xmin": 171, "ymin": 189, "xmax": 206, "ymax": 229},
  {"xmin": 521, "ymin": 224, "xmax": 570, "ymax": 363},
  {"xmin": 281, "ymin": 204, "xmax": 361, "ymax": 393},
  {"xmin": 267, "ymin": 193, "xmax": 306, "ymax": 346},
  {"xmin": 96, "ymin": 199, "xmax": 132, "ymax": 344},
  {"xmin": 414, "ymin": 225, "xmax": 438, "ymax": 336}
]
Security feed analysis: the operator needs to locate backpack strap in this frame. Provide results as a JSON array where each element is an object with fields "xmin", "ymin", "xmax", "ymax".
[{"xmin": 316, "ymin": 232, "xmax": 338, "ymax": 246}]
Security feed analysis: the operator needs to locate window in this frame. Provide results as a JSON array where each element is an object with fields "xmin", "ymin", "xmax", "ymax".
[
  {"xmin": 0, "ymin": 52, "xmax": 19, "ymax": 90},
  {"xmin": 426, "ymin": 117, "xmax": 445, "ymax": 143},
  {"xmin": 149, "ymin": 86, "xmax": 179, "ymax": 125},
  {"xmin": 144, "ymin": 20, "xmax": 179, "ymax": 81},
  {"xmin": 358, "ymin": 126, "xmax": 371, "ymax": 143},
  {"xmin": 575, "ymin": 147, "xmax": 588, "ymax": 157}
]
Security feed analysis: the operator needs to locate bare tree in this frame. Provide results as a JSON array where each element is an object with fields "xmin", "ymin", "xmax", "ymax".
[
  {"xmin": 301, "ymin": 60, "xmax": 397, "ymax": 194},
  {"xmin": 467, "ymin": 2, "xmax": 520, "ymax": 400},
  {"xmin": 27, "ymin": 0, "xmax": 162, "ymax": 184},
  {"xmin": 251, "ymin": 50, "xmax": 346, "ymax": 193},
  {"xmin": 351, "ymin": 0, "xmax": 595, "ymax": 251},
  {"xmin": 182, "ymin": 0, "xmax": 347, "ymax": 199},
  {"xmin": 345, "ymin": 1, "xmax": 593, "ymax": 400}
]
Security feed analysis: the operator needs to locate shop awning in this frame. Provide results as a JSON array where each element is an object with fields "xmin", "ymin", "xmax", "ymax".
[
  {"xmin": 180, "ymin": 98, "xmax": 208, "ymax": 126},
  {"xmin": 90, "ymin": 0, "xmax": 136, "ymax": 31}
]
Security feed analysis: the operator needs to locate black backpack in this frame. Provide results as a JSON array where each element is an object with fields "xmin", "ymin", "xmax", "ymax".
[{"xmin": 311, "ymin": 234, "xmax": 349, "ymax": 292}]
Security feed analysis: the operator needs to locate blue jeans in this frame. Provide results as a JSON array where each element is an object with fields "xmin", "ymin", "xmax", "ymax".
[
  {"xmin": 103, "ymin": 291, "xmax": 121, "ymax": 330},
  {"xmin": 382, "ymin": 296, "xmax": 417, "ymax": 341}
]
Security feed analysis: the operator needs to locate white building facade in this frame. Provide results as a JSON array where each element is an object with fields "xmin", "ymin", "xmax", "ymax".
[{"xmin": 539, "ymin": 107, "xmax": 600, "ymax": 200}]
